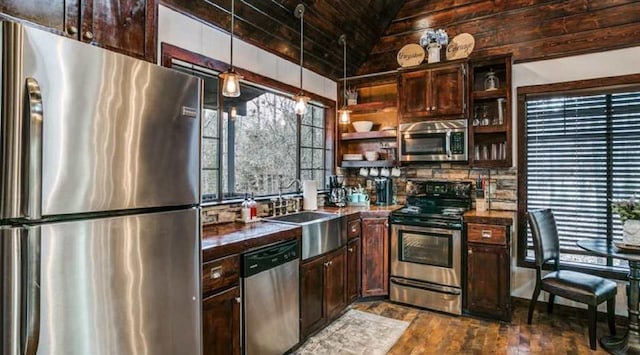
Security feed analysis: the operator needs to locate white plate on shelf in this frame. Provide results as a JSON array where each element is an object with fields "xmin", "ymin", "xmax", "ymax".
[{"xmin": 343, "ymin": 154, "xmax": 363, "ymax": 161}]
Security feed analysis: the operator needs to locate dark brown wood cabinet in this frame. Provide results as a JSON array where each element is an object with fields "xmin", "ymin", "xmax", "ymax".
[
  {"xmin": 361, "ymin": 217, "xmax": 389, "ymax": 297},
  {"xmin": 0, "ymin": 0, "xmax": 157, "ymax": 62},
  {"xmin": 465, "ymin": 222, "xmax": 511, "ymax": 321},
  {"xmin": 202, "ymin": 254, "xmax": 241, "ymax": 355},
  {"xmin": 202, "ymin": 286, "xmax": 241, "ymax": 355},
  {"xmin": 346, "ymin": 237, "xmax": 361, "ymax": 303},
  {"xmin": 300, "ymin": 246, "xmax": 347, "ymax": 338},
  {"xmin": 399, "ymin": 62, "xmax": 467, "ymax": 122}
]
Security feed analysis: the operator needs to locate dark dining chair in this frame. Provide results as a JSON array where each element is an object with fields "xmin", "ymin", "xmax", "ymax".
[{"xmin": 527, "ymin": 209, "xmax": 617, "ymax": 350}]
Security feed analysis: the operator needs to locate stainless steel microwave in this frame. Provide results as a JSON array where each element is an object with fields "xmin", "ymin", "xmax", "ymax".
[{"xmin": 399, "ymin": 119, "xmax": 468, "ymax": 162}]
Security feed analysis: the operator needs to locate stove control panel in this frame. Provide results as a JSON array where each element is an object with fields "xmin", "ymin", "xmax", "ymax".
[{"xmin": 406, "ymin": 180, "xmax": 472, "ymax": 199}]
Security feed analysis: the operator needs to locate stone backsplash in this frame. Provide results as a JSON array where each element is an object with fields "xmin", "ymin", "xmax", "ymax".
[{"xmin": 339, "ymin": 164, "xmax": 517, "ymax": 211}]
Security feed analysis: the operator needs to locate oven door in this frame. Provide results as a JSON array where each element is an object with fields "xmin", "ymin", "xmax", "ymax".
[
  {"xmin": 399, "ymin": 120, "xmax": 467, "ymax": 162},
  {"xmin": 390, "ymin": 223, "xmax": 461, "ymax": 288}
]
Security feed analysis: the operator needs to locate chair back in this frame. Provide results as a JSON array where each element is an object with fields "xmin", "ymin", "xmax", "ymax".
[{"xmin": 527, "ymin": 209, "xmax": 560, "ymax": 270}]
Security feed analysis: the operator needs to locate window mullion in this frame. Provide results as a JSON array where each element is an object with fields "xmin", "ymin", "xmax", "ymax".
[{"xmin": 605, "ymin": 94, "xmax": 614, "ymax": 266}]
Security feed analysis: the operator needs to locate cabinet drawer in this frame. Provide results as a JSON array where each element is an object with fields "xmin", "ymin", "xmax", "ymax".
[
  {"xmin": 347, "ymin": 220, "xmax": 361, "ymax": 239},
  {"xmin": 467, "ymin": 223, "xmax": 507, "ymax": 245},
  {"xmin": 203, "ymin": 254, "xmax": 240, "ymax": 295}
]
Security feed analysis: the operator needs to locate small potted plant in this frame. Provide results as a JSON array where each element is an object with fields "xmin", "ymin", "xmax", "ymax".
[
  {"xmin": 345, "ymin": 88, "xmax": 358, "ymax": 106},
  {"xmin": 613, "ymin": 195, "xmax": 640, "ymax": 245},
  {"xmin": 420, "ymin": 28, "xmax": 448, "ymax": 63}
]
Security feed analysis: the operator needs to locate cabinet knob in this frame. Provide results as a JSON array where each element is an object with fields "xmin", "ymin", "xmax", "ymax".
[
  {"xmin": 351, "ymin": 226, "xmax": 357, "ymax": 233},
  {"xmin": 235, "ymin": 297, "xmax": 241, "ymax": 304},
  {"xmin": 83, "ymin": 31, "xmax": 94, "ymax": 41},
  {"xmin": 324, "ymin": 262, "xmax": 329, "ymax": 267},
  {"xmin": 468, "ymin": 249, "xmax": 473, "ymax": 255},
  {"xmin": 385, "ymin": 222, "xmax": 389, "ymax": 228},
  {"xmin": 431, "ymin": 106, "xmax": 436, "ymax": 111},
  {"xmin": 348, "ymin": 247, "xmax": 353, "ymax": 252},
  {"xmin": 67, "ymin": 25, "xmax": 78, "ymax": 36}
]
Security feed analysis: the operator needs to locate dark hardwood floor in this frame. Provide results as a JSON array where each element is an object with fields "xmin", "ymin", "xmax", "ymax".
[{"xmin": 352, "ymin": 300, "xmax": 615, "ymax": 354}]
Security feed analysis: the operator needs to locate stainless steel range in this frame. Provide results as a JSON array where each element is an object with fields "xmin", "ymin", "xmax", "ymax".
[{"xmin": 389, "ymin": 180, "xmax": 471, "ymax": 315}]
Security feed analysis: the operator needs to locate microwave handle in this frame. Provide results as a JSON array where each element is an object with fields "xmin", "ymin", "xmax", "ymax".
[{"xmin": 445, "ymin": 130, "xmax": 452, "ymax": 159}]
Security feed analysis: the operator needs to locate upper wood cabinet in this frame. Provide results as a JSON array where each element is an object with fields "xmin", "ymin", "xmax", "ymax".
[
  {"xmin": 399, "ymin": 62, "xmax": 467, "ymax": 122},
  {"xmin": 0, "ymin": 0, "xmax": 157, "ymax": 62}
]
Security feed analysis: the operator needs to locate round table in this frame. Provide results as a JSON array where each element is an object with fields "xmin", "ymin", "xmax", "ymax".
[{"xmin": 578, "ymin": 239, "xmax": 640, "ymax": 354}]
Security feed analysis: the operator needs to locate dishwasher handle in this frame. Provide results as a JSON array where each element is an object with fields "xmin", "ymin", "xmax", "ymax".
[{"xmin": 242, "ymin": 239, "xmax": 299, "ymax": 277}]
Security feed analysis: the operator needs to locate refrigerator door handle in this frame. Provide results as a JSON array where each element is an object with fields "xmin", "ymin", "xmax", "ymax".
[
  {"xmin": 22, "ymin": 226, "xmax": 41, "ymax": 355},
  {"xmin": 25, "ymin": 78, "xmax": 43, "ymax": 220}
]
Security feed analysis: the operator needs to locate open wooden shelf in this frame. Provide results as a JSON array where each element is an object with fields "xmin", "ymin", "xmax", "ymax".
[
  {"xmin": 341, "ymin": 130, "xmax": 397, "ymax": 141},
  {"xmin": 472, "ymin": 89, "xmax": 508, "ymax": 100},
  {"xmin": 340, "ymin": 160, "xmax": 395, "ymax": 168},
  {"xmin": 473, "ymin": 125, "xmax": 507, "ymax": 134},
  {"xmin": 346, "ymin": 101, "xmax": 396, "ymax": 113}
]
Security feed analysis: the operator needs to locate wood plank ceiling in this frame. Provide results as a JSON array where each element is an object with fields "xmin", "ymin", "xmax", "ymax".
[{"xmin": 160, "ymin": 0, "xmax": 406, "ymax": 80}]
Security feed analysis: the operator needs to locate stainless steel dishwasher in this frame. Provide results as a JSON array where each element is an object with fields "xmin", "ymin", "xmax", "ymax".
[{"xmin": 243, "ymin": 239, "xmax": 299, "ymax": 355}]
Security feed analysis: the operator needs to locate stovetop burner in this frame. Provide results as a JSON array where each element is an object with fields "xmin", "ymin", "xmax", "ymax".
[{"xmin": 391, "ymin": 180, "xmax": 472, "ymax": 229}]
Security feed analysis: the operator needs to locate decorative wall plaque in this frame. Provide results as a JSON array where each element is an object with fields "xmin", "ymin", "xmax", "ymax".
[
  {"xmin": 397, "ymin": 44, "xmax": 425, "ymax": 67},
  {"xmin": 446, "ymin": 33, "xmax": 475, "ymax": 60}
]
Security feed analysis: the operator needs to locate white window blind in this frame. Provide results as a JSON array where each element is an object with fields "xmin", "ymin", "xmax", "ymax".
[{"xmin": 525, "ymin": 90, "xmax": 640, "ymax": 270}]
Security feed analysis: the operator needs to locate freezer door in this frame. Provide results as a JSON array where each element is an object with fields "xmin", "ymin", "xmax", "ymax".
[
  {"xmin": 33, "ymin": 209, "xmax": 201, "ymax": 355},
  {"xmin": 1, "ymin": 21, "xmax": 201, "ymax": 218}
]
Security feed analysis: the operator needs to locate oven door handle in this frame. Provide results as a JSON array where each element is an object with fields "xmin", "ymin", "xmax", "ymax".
[
  {"xmin": 391, "ymin": 223, "xmax": 456, "ymax": 236},
  {"xmin": 391, "ymin": 277, "xmax": 461, "ymax": 295}
]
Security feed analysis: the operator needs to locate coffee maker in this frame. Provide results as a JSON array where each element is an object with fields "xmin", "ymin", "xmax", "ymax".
[
  {"xmin": 374, "ymin": 177, "xmax": 393, "ymax": 205},
  {"xmin": 327, "ymin": 175, "xmax": 347, "ymax": 207}
]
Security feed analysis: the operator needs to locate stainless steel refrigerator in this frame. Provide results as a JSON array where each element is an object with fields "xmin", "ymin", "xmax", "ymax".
[{"xmin": 0, "ymin": 21, "xmax": 202, "ymax": 355}]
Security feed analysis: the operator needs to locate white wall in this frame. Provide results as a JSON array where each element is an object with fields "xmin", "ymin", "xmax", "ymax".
[
  {"xmin": 510, "ymin": 46, "xmax": 640, "ymax": 314},
  {"xmin": 157, "ymin": 5, "xmax": 337, "ymax": 101}
]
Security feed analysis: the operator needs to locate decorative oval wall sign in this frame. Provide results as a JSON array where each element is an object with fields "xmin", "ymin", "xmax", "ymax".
[
  {"xmin": 397, "ymin": 44, "xmax": 425, "ymax": 67},
  {"xmin": 446, "ymin": 33, "xmax": 475, "ymax": 60}
]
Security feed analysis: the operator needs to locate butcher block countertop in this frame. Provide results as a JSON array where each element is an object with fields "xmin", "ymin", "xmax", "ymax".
[
  {"xmin": 202, "ymin": 221, "xmax": 301, "ymax": 261},
  {"xmin": 201, "ymin": 204, "xmax": 402, "ymax": 261},
  {"xmin": 463, "ymin": 210, "xmax": 515, "ymax": 226}
]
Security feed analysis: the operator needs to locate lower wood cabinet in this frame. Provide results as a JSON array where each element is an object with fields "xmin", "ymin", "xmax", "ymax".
[
  {"xmin": 300, "ymin": 246, "xmax": 347, "ymax": 338},
  {"xmin": 346, "ymin": 237, "xmax": 361, "ymax": 303},
  {"xmin": 361, "ymin": 217, "xmax": 389, "ymax": 297},
  {"xmin": 202, "ymin": 286, "xmax": 241, "ymax": 355},
  {"xmin": 465, "ymin": 222, "xmax": 511, "ymax": 321}
]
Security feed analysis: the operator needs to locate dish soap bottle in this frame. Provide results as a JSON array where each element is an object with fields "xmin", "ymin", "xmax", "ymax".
[
  {"xmin": 248, "ymin": 193, "xmax": 258, "ymax": 220},
  {"xmin": 241, "ymin": 193, "xmax": 251, "ymax": 222}
]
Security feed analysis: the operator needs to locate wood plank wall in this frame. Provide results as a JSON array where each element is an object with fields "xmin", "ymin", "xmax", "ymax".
[
  {"xmin": 160, "ymin": 0, "xmax": 404, "ymax": 80},
  {"xmin": 359, "ymin": 0, "xmax": 640, "ymax": 75}
]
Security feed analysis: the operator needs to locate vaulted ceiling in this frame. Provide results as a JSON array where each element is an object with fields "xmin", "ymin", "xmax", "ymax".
[
  {"xmin": 162, "ymin": 1, "xmax": 640, "ymax": 82},
  {"xmin": 161, "ymin": 0, "xmax": 407, "ymax": 80}
]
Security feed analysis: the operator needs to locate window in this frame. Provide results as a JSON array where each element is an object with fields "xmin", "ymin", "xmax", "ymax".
[
  {"xmin": 170, "ymin": 59, "xmax": 331, "ymax": 203},
  {"xmin": 521, "ymin": 88, "xmax": 640, "ymax": 273}
]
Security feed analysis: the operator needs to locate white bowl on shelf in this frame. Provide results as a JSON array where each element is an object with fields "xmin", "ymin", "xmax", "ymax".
[
  {"xmin": 352, "ymin": 121, "xmax": 373, "ymax": 132},
  {"xmin": 364, "ymin": 151, "xmax": 379, "ymax": 161}
]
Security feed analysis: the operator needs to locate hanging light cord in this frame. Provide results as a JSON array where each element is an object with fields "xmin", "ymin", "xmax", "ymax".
[
  {"xmin": 299, "ymin": 6, "xmax": 304, "ymax": 91},
  {"xmin": 343, "ymin": 37, "xmax": 347, "ymax": 106},
  {"xmin": 230, "ymin": 0, "xmax": 234, "ymax": 68}
]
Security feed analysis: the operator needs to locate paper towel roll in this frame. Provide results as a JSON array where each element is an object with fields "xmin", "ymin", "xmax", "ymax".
[{"xmin": 302, "ymin": 180, "xmax": 317, "ymax": 211}]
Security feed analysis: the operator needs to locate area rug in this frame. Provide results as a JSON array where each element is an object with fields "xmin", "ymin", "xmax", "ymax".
[{"xmin": 293, "ymin": 309, "xmax": 409, "ymax": 355}]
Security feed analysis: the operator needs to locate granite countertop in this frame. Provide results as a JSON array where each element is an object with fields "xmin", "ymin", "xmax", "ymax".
[
  {"xmin": 202, "ymin": 221, "xmax": 301, "ymax": 261},
  {"xmin": 463, "ymin": 210, "xmax": 516, "ymax": 226},
  {"xmin": 201, "ymin": 204, "xmax": 403, "ymax": 261}
]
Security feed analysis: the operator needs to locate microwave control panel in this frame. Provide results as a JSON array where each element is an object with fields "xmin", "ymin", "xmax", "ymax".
[{"xmin": 451, "ymin": 132, "xmax": 465, "ymax": 154}]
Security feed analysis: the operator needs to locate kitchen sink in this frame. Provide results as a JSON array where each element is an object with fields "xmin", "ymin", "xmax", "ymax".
[
  {"xmin": 263, "ymin": 211, "xmax": 338, "ymax": 225},
  {"xmin": 264, "ymin": 211, "xmax": 345, "ymax": 260}
]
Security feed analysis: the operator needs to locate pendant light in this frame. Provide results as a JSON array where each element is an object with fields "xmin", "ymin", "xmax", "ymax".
[
  {"xmin": 293, "ymin": 3, "xmax": 309, "ymax": 115},
  {"xmin": 337, "ymin": 34, "xmax": 351, "ymax": 125},
  {"xmin": 220, "ymin": 0, "xmax": 242, "ymax": 97}
]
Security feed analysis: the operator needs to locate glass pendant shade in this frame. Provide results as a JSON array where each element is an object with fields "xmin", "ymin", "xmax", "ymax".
[
  {"xmin": 338, "ymin": 107, "xmax": 351, "ymax": 124},
  {"xmin": 294, "ymin": 93, "xmax": 309, "ymax": 115},
  {"xmin": 220, "ymin": 69, "xmax": 241, "ymax": 97}
]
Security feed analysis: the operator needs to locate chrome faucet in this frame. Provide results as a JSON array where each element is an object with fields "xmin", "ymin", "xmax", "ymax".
[{"xmin": 275, "ymin": 179, "xmax": 302, "ymax": 215}]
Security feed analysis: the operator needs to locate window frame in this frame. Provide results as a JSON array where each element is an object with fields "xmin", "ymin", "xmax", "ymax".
[
  {"xmin": 517, "ymin": 73, "xmax": 640, "ymax": 280},
  {"xmin": 160, "ymin": 43, "xmax": 336, "ymax": 204}
]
